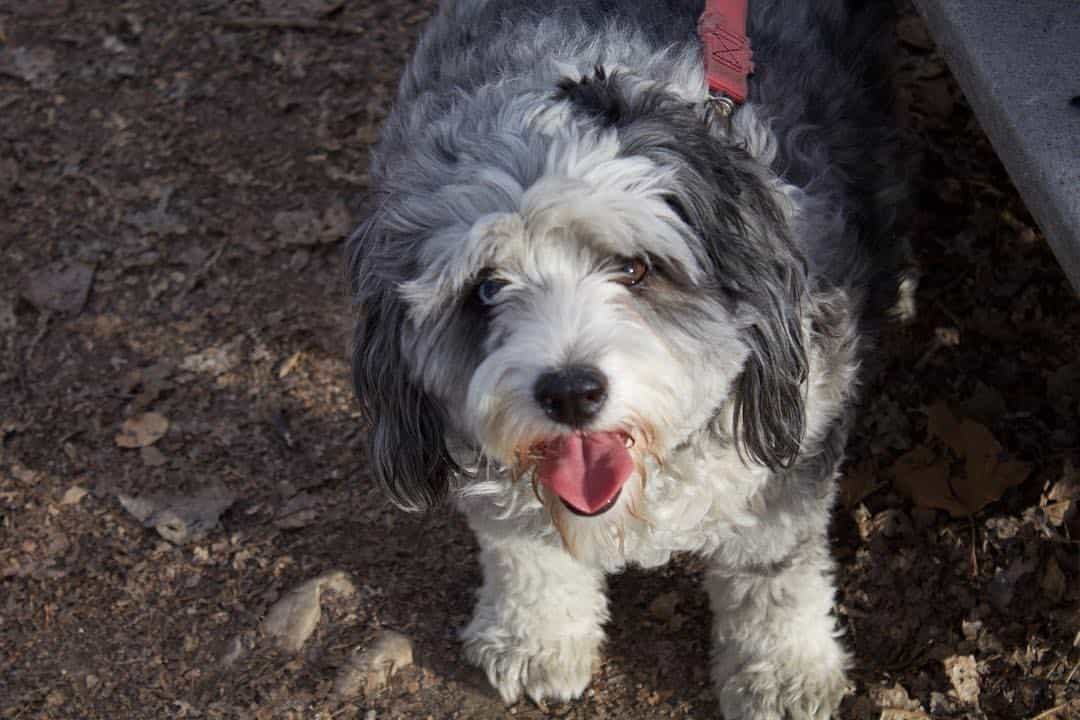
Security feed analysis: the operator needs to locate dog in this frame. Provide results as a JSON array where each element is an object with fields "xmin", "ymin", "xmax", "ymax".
[{"xmin": 347, "ymin": 1, "xmax": 907, "ymax": 717}]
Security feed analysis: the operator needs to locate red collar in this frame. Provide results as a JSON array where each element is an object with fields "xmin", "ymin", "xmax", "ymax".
[{"xmin": 698, "ymin": 0, "xmax": 754, "ymax": 106}]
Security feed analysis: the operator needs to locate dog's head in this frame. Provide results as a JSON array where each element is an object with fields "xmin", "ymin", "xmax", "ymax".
[{"xmin": 350, "ymin": 69, "xmax": 808, "ymax": 522}]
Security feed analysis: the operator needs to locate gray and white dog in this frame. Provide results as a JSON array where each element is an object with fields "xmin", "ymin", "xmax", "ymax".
[{"xmin": 348, "ymin": 1, "xmax": 906, "ymax": 717}]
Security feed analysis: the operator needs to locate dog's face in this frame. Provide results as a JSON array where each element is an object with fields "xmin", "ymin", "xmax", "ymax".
[{"xmin": 351, "ymin": 71, "xmax": 809, "ymax": 526}]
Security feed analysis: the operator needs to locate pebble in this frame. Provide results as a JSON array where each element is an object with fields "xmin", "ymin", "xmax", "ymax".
[
  {"xmin": 333, "ymin": 629, "xmax": 414, "ymax": 699},
  {"xmin": 261, "ymin": 570, "xmax": 356, "ymax": 653}
]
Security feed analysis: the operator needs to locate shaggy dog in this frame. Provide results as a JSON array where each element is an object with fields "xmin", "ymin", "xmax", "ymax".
[{"xmin": 348, "ymin": 1, "xmax": 906, "ymax": 717}]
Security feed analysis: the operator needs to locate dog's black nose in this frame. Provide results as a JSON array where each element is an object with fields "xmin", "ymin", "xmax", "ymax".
[{"xmin": 534, "ymin": 366, "xmax": 608, "ymax": 426}]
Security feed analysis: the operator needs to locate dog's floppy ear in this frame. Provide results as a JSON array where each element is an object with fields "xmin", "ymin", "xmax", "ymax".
[
  {"xmin": 669, "ymin": 136, "xmax": 811, "ymax": 471},
  {"xmin": 556, "ymin": 67, "xmax": 810, "ymax": 468},
  {"xmin": 730, "ymin": 254, "xmax": 809, "ymax": 471},
  {"xmin": 349, "ymin": 213, "xmax": 455, "ymax": 512}
]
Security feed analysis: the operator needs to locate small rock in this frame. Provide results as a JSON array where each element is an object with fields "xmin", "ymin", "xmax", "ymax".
[
  {"xmin": 60, "ymin": 486, "xmax": 88, "ymax": 505},
  {"xmin": 274, "ymin": 492, "xmax": 320, "ymax": 530},
  {"xmin": 140, "ymin": 445, "xmax": 167, "ymax": 467},
  {"xmin": 262, "ymin": 570, "xmax": 356, "ymax": 653},
  {"xmin": 180, "ymin": 346, "xmax": 238, "ymax": 376},
  {"xmin": 0, "ymin": 46, "xmax": 59, "ymax": 89},
  {"xmin": 21, "ymin": 261, "xmax": 94, "ymax": 314},
  {"xmin": 333, "ymin": 630, "xmax": 415, "ymax": 699},
  {"xmin": 221, "ymin": 631, "xmax": 254, "ymax": 667},
  {"xmin": 118, "ymin": 484, "xmax": 236, "ymax": 545},
  {"xmin": 943, "ymin": 654, "xmax": 980, "ymax": 705},
  {"xmin": 115, "ymin": 412, "xmax": 169, "ymax": 448}
]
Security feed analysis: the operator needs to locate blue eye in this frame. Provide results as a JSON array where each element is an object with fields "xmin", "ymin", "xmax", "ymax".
[{"xmin": 476, "ymin": 277, "xmax": 508, "ymax": 305}]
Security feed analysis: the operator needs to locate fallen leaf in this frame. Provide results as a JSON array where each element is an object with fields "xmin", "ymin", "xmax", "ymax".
[
  {"xmin": 21, "ymin": 261, "xmax": 95, "ymax": 314},
  {"xmin": 840, "ymin": 459, "xmax": 879, "ymax": 510},
  {"xmin": 115, "ymin": 412, "xmax": 169, "ymax": 448},
  {"xmin": 1041, "ymin": 459, "xmax": 1079, "ymax": 528},
  {"xmin": 943, "ymin": 654, "xmax": 979, "ymax": 705},
  {"xmin": 905, "ymin": 403, "xmax": 1032, "ymax": 517},
  {"xmin": 891, "ymin": 445, "xmax": 963, "ymax": 516}
]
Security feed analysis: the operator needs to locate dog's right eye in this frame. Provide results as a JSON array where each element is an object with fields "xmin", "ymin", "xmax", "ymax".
[{"xmin": 476, "ymin": 277, "xmax": 508, "ymax": 305}]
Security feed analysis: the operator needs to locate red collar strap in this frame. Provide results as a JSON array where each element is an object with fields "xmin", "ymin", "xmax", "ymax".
[{"xmin": 698, "ymin": 0, "xmax": 754, "ymax": 109}]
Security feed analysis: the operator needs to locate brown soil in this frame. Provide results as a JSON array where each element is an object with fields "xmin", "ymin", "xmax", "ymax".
[{"xmin": 1, "ymin": 1, "xmax": 1077, "ymax": 719}]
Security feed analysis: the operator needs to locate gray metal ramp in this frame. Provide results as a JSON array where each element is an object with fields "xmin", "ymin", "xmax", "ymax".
[{"xmin": 913, "ymin": 0, "xmax": 1080, "ymax": 293}]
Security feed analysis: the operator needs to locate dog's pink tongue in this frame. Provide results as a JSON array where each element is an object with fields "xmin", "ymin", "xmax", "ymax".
[{"xmin": 538, "ymin": 433, "xmax": 634, "ymax": 514}]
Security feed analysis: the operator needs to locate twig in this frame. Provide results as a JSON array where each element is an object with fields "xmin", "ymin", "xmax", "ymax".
[
  {"xmin": 203, "ymin": 16, "xmax": 368, "ymax": 36},
  {"xmin": 1028, "ymin": 702, "xmax": 1077, "ymax": 720},
  {"xmin": 25, "ymin": 310, "xmax": 54, "ymax": 362},
  {"xmin": 178, "ymin": 243, "xmax": 225, "ymax": 298},
  {"xmin": 969, "ymin": 516, "xmax": 979, "ymax": 577}
]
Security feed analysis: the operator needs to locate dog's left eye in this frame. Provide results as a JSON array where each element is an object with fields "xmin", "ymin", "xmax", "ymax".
[
  {"xmin": 612, "ymin": 257, "xmax": 648, "ymax": 287},
  {"xmin": 476, "ymin": 277, "xmax": 509, "ymax": 305}
]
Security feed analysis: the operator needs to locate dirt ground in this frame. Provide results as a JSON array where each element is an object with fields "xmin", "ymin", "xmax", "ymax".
[{"xmin": 1, "ymin": 1, "xmax": 1077, "ymax": 718}]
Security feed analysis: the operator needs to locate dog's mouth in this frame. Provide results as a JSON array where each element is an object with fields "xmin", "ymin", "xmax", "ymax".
[
  {"xmin": 534, "ymin": 431, "xmax": 634, "ymax": 517},
  {"xmin": 561, "ymin": 488, "xmax": 623, "ymax": 517}
]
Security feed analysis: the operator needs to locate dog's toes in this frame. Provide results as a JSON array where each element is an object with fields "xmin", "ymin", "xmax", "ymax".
[
  {"xmin": 463, "ymin": 634, "xmax": 597, "ymax": 706},
  {"xmin": 717, "ymin": 651, "xmax": 849, "ymax": 720}
]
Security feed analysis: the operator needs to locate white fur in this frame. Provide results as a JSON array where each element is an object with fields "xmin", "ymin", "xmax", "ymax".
[{"xmin": 351, "ymin": 3, "xmax": 899, "ymax": 717}]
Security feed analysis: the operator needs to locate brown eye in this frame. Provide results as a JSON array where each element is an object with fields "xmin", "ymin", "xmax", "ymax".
[{"xmin": 613, "ymin": 257, "xmax": 648, "ymax": 287}]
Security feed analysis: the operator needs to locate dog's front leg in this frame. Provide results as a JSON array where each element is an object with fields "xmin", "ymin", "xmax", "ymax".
[
  {"xmin": 707, "ymin": 534, "xmax": 849, "ymax": 720},
  {"xmin": 461, "ymin": 533, "xmax": 607, "ymax": 705}
]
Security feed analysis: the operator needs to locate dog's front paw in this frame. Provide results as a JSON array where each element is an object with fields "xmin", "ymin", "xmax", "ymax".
[
  {"xmin": 716, "ymin": 644, "xmax": 848, "ymax": 720},
  {"xmin": 462, "ymin": 625, "xmax": 599, "ymax": 705}
]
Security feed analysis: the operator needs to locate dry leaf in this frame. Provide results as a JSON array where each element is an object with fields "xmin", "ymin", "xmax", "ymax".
[
  {"xmin": 943, "ymin": 655, "xmax": 979, "ymax": 705},
  {"xmin": 840, "ymin": 459, "xmax": 880, "ymax": 510},
  {"xmin": 1042, "ymin": 460, "xmax": 1079, "ymax": 527},
  {"xmin": 891, "ymin": 445, "xmax": 964, "ymax": 516},
  {"xmin": 115, "ymin": 412, "xmax": 169, "ymax": 448},
  {"xmin": 904, "ymin": 403, "xmax": 1032, "ymax": 517}
]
